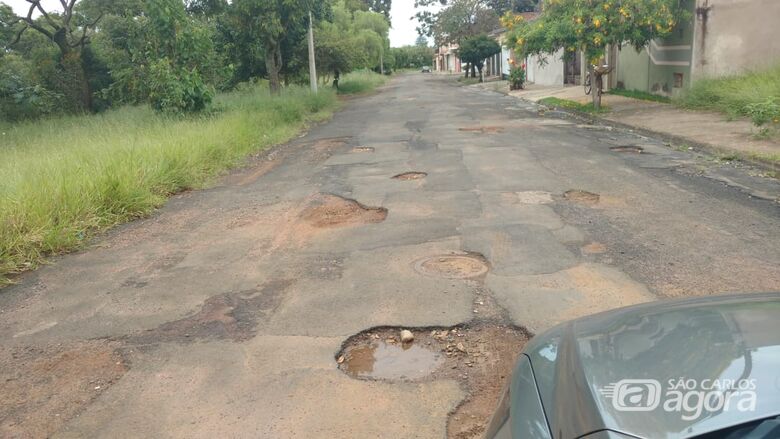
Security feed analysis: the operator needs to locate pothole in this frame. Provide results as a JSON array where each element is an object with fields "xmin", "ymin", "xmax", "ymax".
[
  {"xmin": 337, "ymin": 323, "xmax": 528, "ymax": 439},
  {"xmin": 458, "ymin": 126, "xmax": 504, "ymax": 134},
  {"xmin": 351, "ymin": 146, "xmax": 374, "ymax": 153},
  {"xmin": 392, "ymin": 171, "xmax": 427, "ymax": 180},
  {"xmin": 413, "ymin": 254, "xmax": 489, "ymax": 279},
  {"xmin": 610, "ymin": 145, "xmax": 644, "ymax": 154},
  {"xmin": 312, "ymin": 136, "xmax": 351, "ymax": 151},
  {"xmin": 563, "ymin": 189, "xmax": 600, "ymax": 205},
  {"xmin": 300, "ymin": 194, "xmax": 388, "ymax": 228}
]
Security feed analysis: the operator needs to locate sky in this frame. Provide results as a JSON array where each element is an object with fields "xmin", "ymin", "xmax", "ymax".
[{"xmin": 3, "ymin": 0, "xmax": 431, "ymax": 48}]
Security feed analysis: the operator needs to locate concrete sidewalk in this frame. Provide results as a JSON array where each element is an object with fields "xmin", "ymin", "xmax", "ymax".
[{"xmin": 507, "ymin": 83, "xmax": 780, "ymax": 170}]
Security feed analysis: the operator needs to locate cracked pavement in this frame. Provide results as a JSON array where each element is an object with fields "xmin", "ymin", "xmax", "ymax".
[{"xmin": 1, "ymin": 74, "xmax": 779, "ymax": 438}]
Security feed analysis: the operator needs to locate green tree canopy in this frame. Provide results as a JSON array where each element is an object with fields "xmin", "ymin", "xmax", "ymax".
[
  {"xmin": 457, "ymin": 34, "xmax": 501, "ymax": 81},
  {"xmin": 506, "ymin": 0, "xmax": 689, "ymax": 107}
]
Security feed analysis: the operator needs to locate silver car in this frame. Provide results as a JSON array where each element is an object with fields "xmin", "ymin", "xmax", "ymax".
[{"xmin": 485, "ymin": 292, "xmax": 780, "ymax": 438}]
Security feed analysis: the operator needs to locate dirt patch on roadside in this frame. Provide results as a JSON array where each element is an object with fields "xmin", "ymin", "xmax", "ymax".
[
  {"xmin": 0, "ymin": 340, "xmax": 127, "ymax": 439},
  {"xmin": 300, "ymin": 194, "xmax": 387, "ymax": 228},
  {"xmin": 564, "ymin": 189, "xmax": 600, "ymax": 205},
  {"xmin": 125, "ymin": 279, "xmax": 293, "ymax": 346},
  {"xmin": 392, "ymin": 171, "xmax": 427, "ymax": 181},
  {"xmin": 458, "ymin": 126, "xmax": 505, "ymax": 134},
  {"xmin": 336, "ymin": 323, "xmax": 528, "ymax": 439}
]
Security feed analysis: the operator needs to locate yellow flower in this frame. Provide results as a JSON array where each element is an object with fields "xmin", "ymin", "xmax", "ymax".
[
  {"xmin": 576, "ymin": 17, "xmax": 582, "ymax": 24},
  {"xmin": 773, "ymin": 118, "xmax": 779, "ymax": 123},
  {"xmin": 594, "ymin": 18, "xmax": 601, "ymax": 27},
  {"xmin": 603, "ymin": 3, "xmax": 610, "ymax": 11}
]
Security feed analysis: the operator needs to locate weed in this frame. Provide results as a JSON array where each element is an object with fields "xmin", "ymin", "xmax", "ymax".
[
  {"xmin": 538, "ymin": 97, "xmax": 610, "ymax": 114},
  {"xmin": 609, "ymin": 88, "xmax": 671, "ymax": 103}
]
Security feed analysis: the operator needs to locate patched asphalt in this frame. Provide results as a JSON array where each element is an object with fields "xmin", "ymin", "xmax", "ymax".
[{"xmin": 1, "ymin": 74, "xmax": 779, "ymax": 438}]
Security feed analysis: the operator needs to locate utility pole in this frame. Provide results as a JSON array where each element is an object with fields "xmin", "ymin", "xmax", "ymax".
[{"xmin": 308, "ymin": 10, "xmax": 318, "ymax": 93}]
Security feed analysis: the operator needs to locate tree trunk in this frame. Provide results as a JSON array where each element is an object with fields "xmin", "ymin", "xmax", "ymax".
[
  {"xmin": 464, "ymin": 63, "xmax": 469, "ymax": 78},
  {"xmin": 470, "ymin": 64, "xmax": 476, "ymax": 78},
  {"xmin": 592, "ymin": 72, "xmax": 603, "ymax": 110},
  {"xmin": 53, "ymin": 30, "xmax": 92, "ymax": 112},
  {"xmin": 477, "ymin": 65, "xmax": 483, "ymax": 83},
  {"xmin": 265, "ymin": 42, "xmax": 282, "ymax": 95}
]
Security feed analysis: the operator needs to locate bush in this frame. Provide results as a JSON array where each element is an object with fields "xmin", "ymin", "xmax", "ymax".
[
  {"xmin": 743, "ymin": 98, "xmax": 780, "ymax": 138},
  {"xmin": 676, "ymin": 65, "xmax": 780, "ymax": 118},
  {"xmin": 509, "ymin": 65, "xmax": 525, "ymax": 90},
  {"xmin": 0, "ymin": 55, "xmax": 63, "ymax": 121},
  {"xmin": 147, "ymin": 59, "xmax": 213, "ymax": 113}
]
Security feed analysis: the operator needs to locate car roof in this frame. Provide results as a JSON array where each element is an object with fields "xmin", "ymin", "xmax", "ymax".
[{"xmin": 524, "ymin": 292, "xmax": 780, "ymax": 439}]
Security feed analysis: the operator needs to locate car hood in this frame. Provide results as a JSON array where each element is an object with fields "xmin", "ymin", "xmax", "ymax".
[{"xmin": 524, "ymin": 292, "xmax": 780, "ymax": 439}]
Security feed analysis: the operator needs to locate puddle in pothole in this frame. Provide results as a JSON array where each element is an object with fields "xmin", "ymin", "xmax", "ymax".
[
  {"xmin": 337, "ymin": 324, "xmax": 530, "ymax": 438},
  {"xmin": 392, "ymin": 171, "xmax": 427, "ymax": 180},
  {"xmin": 610, "ymin": 145, "xmax": 644, "ymax": 154},
  {"xmin": 340, "ymin": 340, "xmax": 443, "ymax": 380},
  {"xmin": 413, "ymin": 254, "xmax": 489, "ymax": 279}
]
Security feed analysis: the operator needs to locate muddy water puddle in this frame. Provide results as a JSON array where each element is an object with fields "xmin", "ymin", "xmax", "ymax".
[
  {"xmin": 338, "ymin": 324, "xmax": 528, "ymax": 439},
  {"xmin": 340, "ymin": 340, "xmax": 443, "ymax": 380}
]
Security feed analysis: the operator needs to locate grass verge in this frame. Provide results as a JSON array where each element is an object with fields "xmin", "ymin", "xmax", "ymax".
[
  {"xmin": 609, "ymin": 88, "xmax": 671, "ymax": 103},
  {"xmin": 0, "ymin": 84, "xmax": 338, "ymax": 284},
  {"xmin": 675, "ymin": 65, "xmax": 780, "ymax": 117},
  {"xmin": 538, "ymin": 97, "xmax": 609, "ymax": 114},
  {"xmin": 337, "ymin": 70, "xmax": 388, "ymax": 95}
]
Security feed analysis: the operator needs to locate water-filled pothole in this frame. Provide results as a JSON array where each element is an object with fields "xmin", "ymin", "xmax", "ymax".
[
  {"xmin": 351, "ymin": 146, "xmax": 374, "ymax": 153},
  {"xmin": 337, "ymin": 324, "xmax": 529, "ymax": 438},
  {"xmin": 610, "ymin": 145, "xmax": 644, "ymax": 154},
  {"xmin": 392, "ymin": 171, "xmax": 427, "ymax": 180},
  {"xmin": 339, "ymin": 340, "xmax": 443, "ymax": 380},
  {"xmin": 300, "ymin": 194, "xmax": 387, "ymax": 228},
  {"xmin": 563, "ymin": 189, "xmax": 600, "ymax": 205},
  {"xmin": 413, "ymin": 254, "xmax": 489, "ymax": 279}
]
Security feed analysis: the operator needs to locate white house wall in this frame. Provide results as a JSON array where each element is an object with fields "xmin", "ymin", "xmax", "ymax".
[{"xmin": 526, "ymin": 49, "xmax": 565, "ymax": 86}]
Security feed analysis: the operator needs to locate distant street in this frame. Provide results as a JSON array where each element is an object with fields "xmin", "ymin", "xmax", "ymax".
[{"xmin": 2, "ymin": 73, "xmax": 779, "ymax": 438}]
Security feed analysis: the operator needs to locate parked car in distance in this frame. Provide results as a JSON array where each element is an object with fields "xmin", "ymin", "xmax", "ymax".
[
  {"xmin": 421, "ymin": 66, "xmax": 431, "ymax": 73},
  {"xmin": 484, "ymin": 292, "xmax": 780, "ymax": 439}
]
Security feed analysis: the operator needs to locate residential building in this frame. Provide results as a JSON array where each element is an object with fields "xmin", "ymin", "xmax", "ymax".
[{"xmin": 433, "ymin": 43, "xmax": 462, "ymax": 73}]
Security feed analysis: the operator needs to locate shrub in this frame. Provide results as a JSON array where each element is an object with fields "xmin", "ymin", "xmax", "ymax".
[
  {"xmin": 743, "ymin": 98, "xmax": 780, "ymax": 138},
  {"xmin": 509, "ymin": 65, "xmax": 525, "ymax": 90}
]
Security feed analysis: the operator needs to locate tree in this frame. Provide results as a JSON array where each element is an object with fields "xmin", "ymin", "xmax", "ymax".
[
  {"xmin": 1, "ymin": 0, "xmax": 104, "ymax": 111},
  {"xmin": 231, "ymin": 0, "xmax": 325, "ymax": 94},
  {"xmin": 415, "ymin": 34, "xmax": 429, "ymax": 47},
  {"xmin": 506, "ymin": 0, "xmax": 688, "ymax": 108},
  {"xmin": 415, "ymin": 0, "xmax": 498, "ymax": 46},
  {"xmin": 363, "ymin": 0, "xmax": 391, "ymax": 19},
  {"xmin": 487, "ymin": 0, "xmax": 538, "ymax": 14},
  {"xmin": 457, "ymin": 34, "xmax": 500, "ymax": 81}
]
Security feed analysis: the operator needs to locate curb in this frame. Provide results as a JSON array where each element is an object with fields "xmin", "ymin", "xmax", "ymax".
[{"xmin": 530, "ymin": 100, "xmax": 779, "ymax": 175}]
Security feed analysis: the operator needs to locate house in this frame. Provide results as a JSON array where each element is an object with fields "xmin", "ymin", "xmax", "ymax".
[
  {"xmin": 433, "ymin": 43, "xmax": 462, "ymax": 73},
  {"xmin": 614, "ymin": 0, "xmax": 780, "ymax": 97}
]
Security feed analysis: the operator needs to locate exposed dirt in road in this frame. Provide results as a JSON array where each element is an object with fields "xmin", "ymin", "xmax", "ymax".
[
  {"xmin": 337, "ymin": 323, "xmax": 528, "ymax": 439},
  {"xmin": 610, "ymin": 145, "xmax": 645, "ymax": 154},
  {"xmin": 351, "ymin": 146, "xmax": 375, "ymax": 153},
  {"xmin": 299, "ymin": 194, "xmax": 388, "ymax": 228},
  {"xmin": 564, "ymin": 189, "xmax": 601, "ymax": 205},
  {"xmin": 0, "ymin": 340, "xmax": 127, "ymax": 439},
  {"xmin": 581, "ymin": 242, "xmax": 608, "ymax": 254}
]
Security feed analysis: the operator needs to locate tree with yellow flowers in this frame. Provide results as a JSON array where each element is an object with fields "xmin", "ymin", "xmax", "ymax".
[{"xmin": 505, "ymin": 0, "xmax": 689, "ymax": 109}]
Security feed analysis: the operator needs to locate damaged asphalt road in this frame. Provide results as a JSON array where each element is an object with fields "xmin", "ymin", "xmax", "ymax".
[{"xmin": 1, "ymin": 74, "xmax": 779, "ymax": 438}]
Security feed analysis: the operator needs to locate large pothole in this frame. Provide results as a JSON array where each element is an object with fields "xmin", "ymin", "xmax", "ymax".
[
  {"xmin": 413, "ymin": 254, "xmax": 489, "ymax": 279},
  {"xmin": 300, "ymin": 194, "xmax": 388, "ymax": 228},
  {"xmin": 337, "ymin": 323, "xmax": 528, "ymax": 439}
]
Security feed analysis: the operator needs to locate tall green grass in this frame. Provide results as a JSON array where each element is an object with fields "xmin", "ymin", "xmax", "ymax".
[
  {"xmin": 337, "ymin": 70, "xmax": 388, "ymax": 95},
  {"xmin": 675, "ymin": 65, "xmax": 780, "ymax": 117},
  {"xmin": 0, "ymin": 85, "xmax": 337, "ymax": 283}
]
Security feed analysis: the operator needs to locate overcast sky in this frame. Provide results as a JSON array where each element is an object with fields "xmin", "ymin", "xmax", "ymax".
[{"xmin": 3, "ymin": 0, "xmax": 429, "ymax": 47}]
